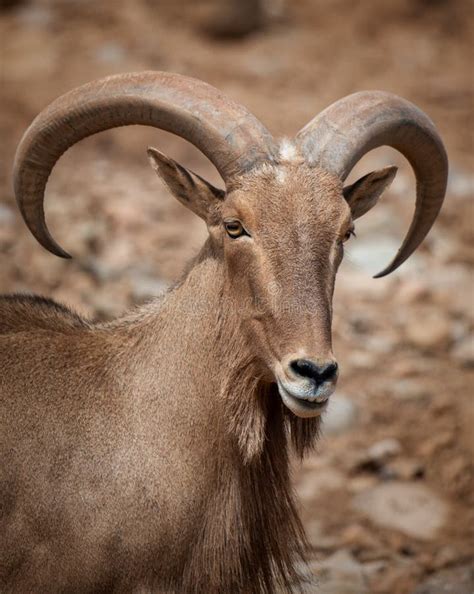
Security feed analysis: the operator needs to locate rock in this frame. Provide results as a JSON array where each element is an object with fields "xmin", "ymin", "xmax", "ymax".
[
  {"xmin": 336, "ymin": 266, "xmax": 392, "ymax": 298},
  {"xmin": 364, "ymin": 334, "xmax": 397, "ymax": 354},
  {"xmin": 412, "ymin": 563, "xmax": 474, "ymax": 594},
  {"xmin": 458, "ymin": 395, "xmax": 474, "ymax": 457},
  {"xmin": 0, "ymin": 203, "xmax": 14, "ymax": 224},
  {"xmin": 389, "ymin": 378, "xmax": 431, "ymax": 401},
  {"xmin": 322, "ymin": 394, "xmax": 358, "ymax": 436},
  {"xmin": 433, "ymin": 545, "xmax": 463, "ymax": 570},
  {"xmin": 403, "ymin": 308, "xmax": 453, "ymax": 352},
  {"xmin": 388, "ymin": 458, "xmax": 425, "ymax": 480},
  {"xmin": 391, "ymin": 358, "xmax": 432, "ymax": 378},
  {"xmin": 346, "ymin": 350, "xmax": 377, "ymax": 370},
  {"xmin": 424, "ymin": 265, "xmax": 472, "ymax": 318},
  {"xmin": 367, "ymin": 438, "xmax": 402, "ymax": 463},
  {"xmin": 347, "ymin": 235, "xmax": 419, "ymax": 276},
  {"xmin": 427, "ymin": 231, "xmax": 463, "ymax": 265},
  {"xmin": 451, "ymin": 335, "xmax": 474, "ymax": 367},
  {"xmin": 371, "ymin": 555, "xmax": 423, "ymax": 593},
  {"xmin": 396, "ymin": 280, "xmax": 430, "ymax": 305},
  {"xmin": 348, "ymin": 475, "xmax": 379, "ymax": 494},
  {"xmin": 419, "ymin": 432, "xmax": 454, "ymax": 457},
  {"xmin": 129, "ymin": 271, "xmax": 168, "ymax": 301},
  {"xmin": 352, "ymin": 440, "xmax": 407, "ymax": 480},
  {"xmin": 339, "ymin": 523, "xmax": 382, "ymax": 552},
  {"xmin": 296, "ymin": 468, "xmax": 346, "ymax": 502},
  {"xmin": 452, "ymin": 319, "xmax": 470, "ymax": 342},
  {"xmin": 361, "ymin": 559, "xmax": 388, "ymax": 581},
  {"xmin": 348, "ymin": 312, "xmax": 374, "ymax": 335},
  {"xmin": 447, "ymin": 166, "xmax": 474, "ymax": 199},
  {"xmin": 352, "ymin": 482, "xmax": 448, "ymax": 541},
  {"xmin": 95, "ymin": 42, "xmax": 127, "ymax": 65},
  {"xmin": 312, "ymin": 550, "xmax": 369, "ymax": 594},
  {"xmin": 304, "ymin": 518, "xmax": 339, "ymax": 550},
  {"xmin": 441, "ymin": 455, "xmax": 469, "ymax": 485}
]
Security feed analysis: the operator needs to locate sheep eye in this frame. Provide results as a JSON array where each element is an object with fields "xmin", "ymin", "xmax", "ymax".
[
  {"xmin": 343, "ymin": 227, "xmax": 356, "ymax": 243},
  {"xmin": 224, "ymin": 219, "xmax": 247, "ymax": 238}
]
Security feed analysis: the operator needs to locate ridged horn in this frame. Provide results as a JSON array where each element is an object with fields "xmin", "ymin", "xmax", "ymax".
[
  {"xmin": 296, "ymin": 91, "xmax": 448, "ymax": 277},
  {"xmin": 14, "ymin": 71, "xmax": 277, "ymax": 257}
]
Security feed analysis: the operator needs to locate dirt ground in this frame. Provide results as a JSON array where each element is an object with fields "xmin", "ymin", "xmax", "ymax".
[{"xmin": 1, "ymin": 0, "xmax": 473, "ymax": 592}]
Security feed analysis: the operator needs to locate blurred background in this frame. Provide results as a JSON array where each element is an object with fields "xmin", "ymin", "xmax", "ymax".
[{"xmin": 0, "ymin": 1, "xmax": 473, "ymax": 592}]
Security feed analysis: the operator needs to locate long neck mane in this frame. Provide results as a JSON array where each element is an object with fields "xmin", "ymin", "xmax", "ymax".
[{"xmin": 108, "ymin": 241, "xmax": 320, "ymax": 593}]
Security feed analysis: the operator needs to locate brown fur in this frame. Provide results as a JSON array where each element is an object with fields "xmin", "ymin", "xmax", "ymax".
[
  {"xmin": 0, "ymin": 294, "xmax": 90, "ymax": 334},
  {"xmin": 0, "ymin": 157, "xmax": 395, "ymax": 592}
]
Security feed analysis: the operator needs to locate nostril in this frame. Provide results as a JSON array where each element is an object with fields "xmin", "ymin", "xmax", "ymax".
[
  {"xmin": 290, "ymin": 359, "xmax": 318, "ymax": 380},
  {"xmin": 290, "ymin": 359, "xmax": 338, "ymax": 384},
  {"xmin": 320, "ymin": 362, "xmax": 338, "ymax": 382}
]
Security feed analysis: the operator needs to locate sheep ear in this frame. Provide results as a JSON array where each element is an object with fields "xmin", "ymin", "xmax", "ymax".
[
  {"xmin": 147, "ymin": 147, "xmax": 225, "ymax": 221},
  {"xmin": 343, "ymin": 166, "xmax": 398, "ymax": 220}
]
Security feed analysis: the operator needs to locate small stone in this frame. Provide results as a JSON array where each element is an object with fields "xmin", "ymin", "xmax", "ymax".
[
  {"xmin": 441, "ymin": 455, "xmax": 469, "ymax": 484},
  {"xmin": 396, "ymin": 280, "xmax": 429, "ymax": 304},
  {"xmin": 451, "ymin": 336, "xmax": 474, "ymax": 367},
  {"xmin": 347, "ymin": 235, "xmax": 413, "ymax": 276},
  {"xmin": 372, "ymin": 555, "xmax": 423, "ymax": 593},
  {"xmin": 433, "ymin": 545, "xmax": 462, "ymax": 570},
  {"xmin": 391, "ymin": 358, "xmax": 431, "ymax": 378},
  {"xmin": 322, "ymin": 394, "xmax": 358, "ymax": 436},
  {"xmin": 95, "ymin": 42, "xmax": 126, "ymax": 64},
  {"xmin": 0, "ymin": 203, "xmax": 14, "ymax": 224},
  {"xmin": 428, "ymin": 232, "xmax": 462, "ymax": 264},
  {"xmin": 348, "ymin": 312, "xmax": 373, "ymax": 335},
  {"xmin": 346, "ymin": 351, "xmax": 377, "ymax": 370},
  {"xmin": 296, "ymin": 468, "xmax": 345, "ymax": 502},
  {"xmin": 451, "ymin": 319, "xmax": 470, "ymax": 342},
  {"xmin": 388, "ymin": 458, "xmax": 425, "ymax": 480},
  {"xmin": 339, "ymin": 523, "xmax": 382, "ymax": 551},
  {"xmin": 312, "ymin": 549, "xmax": 369, "ymax": 594},
  {"xmin": 364, "ymin": 334, "xmax": 397, "ymax": 354},
  {"xmin": 352, "ymin": 482, "xmax": 448, "ymax": 541},
  {"xmin": 304, "ymin": 518, "xmax": 339, "ymax": 550},
  {"xmin": 412, "ymin": 563, "xmax": 474, "ymax": 594},
  {"xmin": 336, "ymin": 266, "xmax": 392, "ymax": 298},
  {"xmin": 424, "ymin": 265, "xmax": 471, "ymax": 318},
  {"xmin": 448, "ymin": 166, "xmax": 474, "ymax": 199},
  {"xmin": 348, "ymin": 475, "xmax": 379, "ymax": 494},
  {"xmin": 130, "ymin": 272, "xmax": 169, "ymax": 301},
  {"xmin": 361, "ymin": 560, "xmax": 387, "ymax": 580},
  {"xmin": 367, "ymin": 438, "xmax": 402, "ymax": 463},
  {"xmin": 403, "ymin": 308, "xmax": 453, "ymax": 352},
  {"xmin": 419, "ymin": 432, "xmax": 454, "ymax": 457},
  {"xmin": 389, "ymin": 379, "xmax": 430, "ymax": 401}
]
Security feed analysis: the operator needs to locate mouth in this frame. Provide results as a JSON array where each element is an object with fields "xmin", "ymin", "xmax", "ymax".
[{"xmin": 276, "ymin": 379, "xmax": 331, "ymax": 418}]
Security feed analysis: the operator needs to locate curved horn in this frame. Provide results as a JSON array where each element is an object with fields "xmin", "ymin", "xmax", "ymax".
[
  {"xmin": 296, "ymin": 91, "xmax": 448, "ymax": 277},
  {"xmin": 14, "ymin": 71, "xmax": 276, "ymax": 257}
]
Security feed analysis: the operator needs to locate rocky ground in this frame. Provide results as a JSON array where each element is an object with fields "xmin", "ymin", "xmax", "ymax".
[{"xmin": 1, "ymin": 1, "xmax": 473, "ymax": 592}]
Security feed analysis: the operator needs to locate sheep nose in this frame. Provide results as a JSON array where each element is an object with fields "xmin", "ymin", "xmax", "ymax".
[{"xmin": 290, "ymin": 359, "xmax": 338, "ymax": 386}]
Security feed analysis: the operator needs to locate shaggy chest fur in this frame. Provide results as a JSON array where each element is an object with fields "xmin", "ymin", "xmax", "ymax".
[{"xmin": 172, "ymin": 380, "xmax": 319, "ymax": 594}]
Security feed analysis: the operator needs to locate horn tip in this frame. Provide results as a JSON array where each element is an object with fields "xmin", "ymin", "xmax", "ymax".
[
  {"xmin": 373, "ymin": 266, "xmax": 395, "ymax": 279},
  {"xmin": 58, "ymin": 250, "xmax": 73, "ymax": 260},
  {"xmin": 36, "ymin": 232, "xmax": 72, "ymax": 259},
  {"xmin": 45, "ymin": 244, "xmax": 72, "ymax": 259}
]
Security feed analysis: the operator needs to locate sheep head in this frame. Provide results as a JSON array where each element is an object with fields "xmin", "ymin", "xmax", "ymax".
[{"xmin": 13, "ymin": 72, "xmax": 448, "ymax": 418}]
